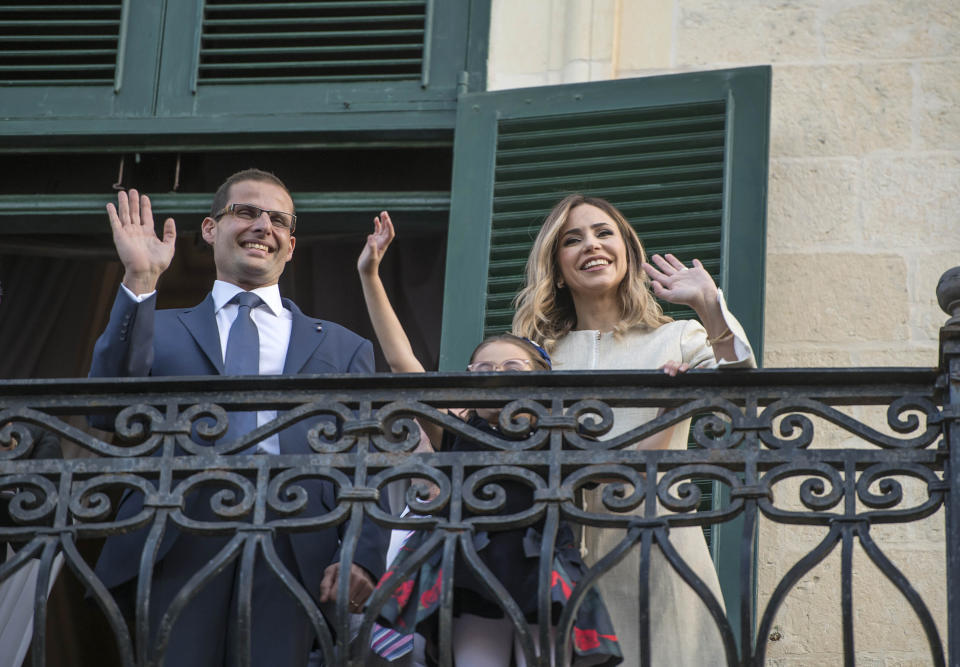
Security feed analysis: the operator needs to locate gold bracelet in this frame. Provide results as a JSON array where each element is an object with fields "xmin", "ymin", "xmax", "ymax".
[{"xmin": 706, "ymin": 326, "xmax": 734, "ymax": 346}]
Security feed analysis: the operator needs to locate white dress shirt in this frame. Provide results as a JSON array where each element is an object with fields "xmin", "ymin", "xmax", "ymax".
[{"xmin": 122, "ymin": 280, "xmax": 293, "ymax": 454}]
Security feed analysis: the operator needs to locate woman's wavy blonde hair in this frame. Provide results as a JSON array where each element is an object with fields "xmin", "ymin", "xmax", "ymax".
[{"xmin": 512, "ymin": 194, "xmax": 672, "ymax": 349}]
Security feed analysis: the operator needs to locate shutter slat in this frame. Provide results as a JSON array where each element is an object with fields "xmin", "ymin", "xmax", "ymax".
[
  {"xmin": 202, "ymin": 43, "xmax": 422, "ymax": 56},
  {"xmin": 0, "ymin": 34, "xmax": 116, "ymax": 42},
  {"xmin": 208, "ymin": 1, "xmax": 425, "ymax": 10},
  {"xmin": 0, "ymin": 64, "xmax": 115, "ymax": 71},
  {"xmin": 203, "ymin": 30, "xmax": 423, "ymax": 41},
  {"xmin": 496, "ymin": 131, "xmax": 726, "ymax": 165},
  {"xmin": 199, "ymin": 0, "xmax": 427, "ymax": 85},
  {"xmin": 498, "ymin": 114, "xmax": 727, "ymax": 149},
  {"xmin": 492, "ymin": 190, "xmax": 723, "ymax": 213},
  {"xmin": 204, "ymin": 16, "xmax": 423, "ymax": 26},
  {"xmin": 493, "ymin": 187, "xmax": 723, "ymax": 214},
  {"xmin": 496, "ymin": 101, "xmax": 725, "ymax": 132},
  {"xmin": 0, "ymin": 20, "xmax": 119, "ymax": 26},
  {"xmin": 0, "ymin": 4, "xmax": 116, "ymax": 10},
  {"xmin": 201, "ymin": 58, "xmax": 421, "ymax": 71},
  {"xmin": 494, "ymin": 164, "xmax": 723, "ymax": 196},
  {"xmin": 1, "ymin": 78, "xmax": 113, "ymax": 85},
  {"xmin": 199, "ymin": 73, "xmax": 413, "ymax": 84},
  {"xmin": 0, "ymin": 2, "xmax": 120, "ymax": 84},
  {"xmin": 1, "ymin": 49, "xmax": 116, "ymax": 57},
  {"xmin": 496, "ymin": 147, "xmax": 725, "ymax": 179}
]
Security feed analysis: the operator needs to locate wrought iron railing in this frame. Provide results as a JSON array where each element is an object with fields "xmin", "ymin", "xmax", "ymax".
[{"xmin": 2, "ymin": 269, "xmax": 959, "ymax": 667}]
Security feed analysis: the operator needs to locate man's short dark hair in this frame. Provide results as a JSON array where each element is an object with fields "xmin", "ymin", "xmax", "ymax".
[{"xmin": 209, "ymin": 169, "xmax": 293, "ymax": 218}]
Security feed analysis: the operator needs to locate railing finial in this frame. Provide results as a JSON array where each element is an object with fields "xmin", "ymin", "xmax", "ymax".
[{"xmin": 937, "ymin": 266, "xmax": 960, "ymax": 326}]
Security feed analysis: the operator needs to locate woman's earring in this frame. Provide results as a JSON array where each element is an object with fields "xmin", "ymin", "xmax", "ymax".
[{"xmin": 556, "ymin": 279, "xmax": 565, "ymax": 289}]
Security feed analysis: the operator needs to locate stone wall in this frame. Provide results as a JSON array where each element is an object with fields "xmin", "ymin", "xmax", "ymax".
[{"xmin": 488, "ymin": 0, "xmax": 958, "ymax": 663}]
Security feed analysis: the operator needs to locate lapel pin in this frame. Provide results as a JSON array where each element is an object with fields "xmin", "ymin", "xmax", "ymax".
[{"xmin": 316, "ymin": 323, "xmax": 323, "ymax": 332}]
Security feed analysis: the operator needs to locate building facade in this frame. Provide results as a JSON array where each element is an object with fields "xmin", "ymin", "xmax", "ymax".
[{"xmin": 486, "ymin": 0, "xmax": 958, "ymax": 663}]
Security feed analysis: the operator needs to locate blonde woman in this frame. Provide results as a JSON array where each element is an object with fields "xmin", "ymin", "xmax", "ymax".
[{"xmin": 512, "ymin": 194, "xmax": 756, "ymax": 666}]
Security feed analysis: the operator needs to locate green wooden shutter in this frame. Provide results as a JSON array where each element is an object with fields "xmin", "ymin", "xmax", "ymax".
[
  {"xmin": 0, "ymin": 0, "xmax": 164, "ymax": 120},
  {"xmin": 440, "ymin": 66, "xmax": 769, "ymax": 368},
  {"xmin": 0, "ymin": 1, "xmax": 122, "ymax": 84},
  {"xmin": 154, "ymin": 0, "xmax": 481, "ymax": 120},
  {"xmin": 438, "ymin": 66, "xmax": 771, "ymax": 648},
  {"xmin": 198, "ymin": 0, "xmax": 428, "ymax": 84}
]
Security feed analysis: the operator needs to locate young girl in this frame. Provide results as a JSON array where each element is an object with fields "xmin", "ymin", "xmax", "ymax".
[{"xmin": 358, "ymin": 212, "xmax": 621, "ymax": 667}]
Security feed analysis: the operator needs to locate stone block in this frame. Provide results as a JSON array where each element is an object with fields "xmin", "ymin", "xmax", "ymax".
[
  {"xmin": 851, "ymin": 547, "xmax": 947, "ymax": 653},
  {"xmin": 915, "ymin": 61, "xmax": 960, "ymax": 151},
  {"xmin": 793, "ymin": 412, "xmax": 852, "ymax": 450},
  {"xmin": 764, "ymin": 253, "xmax": 909, "ymax": 344},
  {"xmin": 861, "ymin": 155, "xmax": 960, "ymax": 248},
  {"xmin": 675, "ymin": 0, "xmax": 820, "ymax": 65},
  {"xmin": 880, "ymin": 657, "xmax": 943, "ymax": 667},
  {"xmin": 616, "ymin": 0, "xmax": 673, "ymax": 71},
  {"xmin": 759, "ymin": 539, "xmax": 946, "ymax": 662},
  {"xmin": 487, "ymin": 0, "xmax": 553, "ymax": 87},
  {"xmin": 767, "ymin": 158, "xmax": 861, "ymax": 252},
  {"xmin": 761, "ymin": 548, "xmax": 844, "ymax": 658},
  {"xmin": 560, "ymin": 59, "xmax": 593, "ymax": 83},
  {"xmin": 845, "ymin": 403, "xmax": 938, "ymax": 449},
  {"xmin": 763, "ymin": 344, "xmax": 932, "ymax": 368},
  {"xmin": 589, "ymin": 0, "xmax": 617, "ymax": 61},
  {"xmin": 487, "ymin": 72, "xmax": 552, "ymax": 92},
  {"xmin": 853, "ymin": 345, "xmax": 938, "ymax": 367},
  {"xmin": 872, "ymin": 513, "xmax": 945, "ymax": 548},
  {"xmin": 587, "ymin": 59, "xmax": 615, "ymax": 81},
  {"xmin": 763, "ymin": 345, "xmax": 855, "ymax": 368},
  {"xmin": 759, "ymin": 521, "xmax": 832, "ymax": 578},
  {"xmin": 822, "ymin": 0, "xmax": 960, "ymax": 60},
  {"xmin": 771, "ymin": 64, "xmax": 912, "ymax": 157},
  {"xmin": 759, "ymin": 487, "xmax": 946, "ymax": 663},
  {"xmin": 855, "ymin": 471, "xmax": 938, "ymax": 520},
  {"xmin": 561, "ymin": 0, "xmax": 594, "ymax": 62}
]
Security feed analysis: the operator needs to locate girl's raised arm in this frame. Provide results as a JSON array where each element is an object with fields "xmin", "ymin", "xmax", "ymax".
[
  {"xmin": 358, "ymin": 212, "xmax": 446, "ymax": 451},
  {"xmin": 357, "ymin": 211, "xmax": 425, "ymax": 374}
]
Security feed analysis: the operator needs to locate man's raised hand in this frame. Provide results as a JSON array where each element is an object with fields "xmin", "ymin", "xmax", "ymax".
[{"xmin": 107, "ymin": 189, "xmax": 176, "ymax": 295}]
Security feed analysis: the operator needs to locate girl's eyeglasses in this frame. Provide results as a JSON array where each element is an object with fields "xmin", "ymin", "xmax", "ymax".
[{"xmin": 466, "ymin": 358, "xmax": 532, "ymax": 372}]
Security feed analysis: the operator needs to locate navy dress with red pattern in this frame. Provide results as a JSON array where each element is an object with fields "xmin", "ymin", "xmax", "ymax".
[{"xmin": 374, "ymin": 413, "xmax": 622, "ymax": 666}]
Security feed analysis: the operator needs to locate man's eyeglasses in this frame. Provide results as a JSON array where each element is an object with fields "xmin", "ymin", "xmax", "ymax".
[
  {"xmin": 466, "ymin": 358, "xmax": 532, "ymax": 372},
  {"xmin": 215, "ymin": 203, "xmax": 296, "ymax": 233}
]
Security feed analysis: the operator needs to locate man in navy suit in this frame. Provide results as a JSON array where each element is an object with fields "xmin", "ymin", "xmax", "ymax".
[{"xmin": 89, "ymin": 169, "xmax": 388, "ymax": 666}]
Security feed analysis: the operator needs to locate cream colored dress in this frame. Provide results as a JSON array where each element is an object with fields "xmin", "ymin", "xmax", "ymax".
[{"xmin": 551, "ymin": 291, "xmax": 755, "ymax": 667}]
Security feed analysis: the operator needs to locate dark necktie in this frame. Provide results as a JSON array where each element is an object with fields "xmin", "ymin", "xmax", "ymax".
[
  {"xmin": 224, "ymin": 292, "xmax": 263, "ymax": 377},
  {"xmin": 223, "ymin": 292, "xmax": 263, "ymax": 448}
]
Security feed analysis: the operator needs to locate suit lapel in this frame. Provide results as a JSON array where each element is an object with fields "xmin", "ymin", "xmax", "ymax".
[
  {"xmin": 282, "ymin": 298, "xmax": 326, "ymax": 374},
  {"xmin": 178, "ymin": 294, "xmax": 224, "ymax": 373}
]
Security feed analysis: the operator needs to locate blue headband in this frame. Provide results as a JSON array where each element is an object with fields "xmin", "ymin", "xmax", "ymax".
[{"xmin": 522, "ymin": 337, "xmax": 552, "ymax": 369}]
